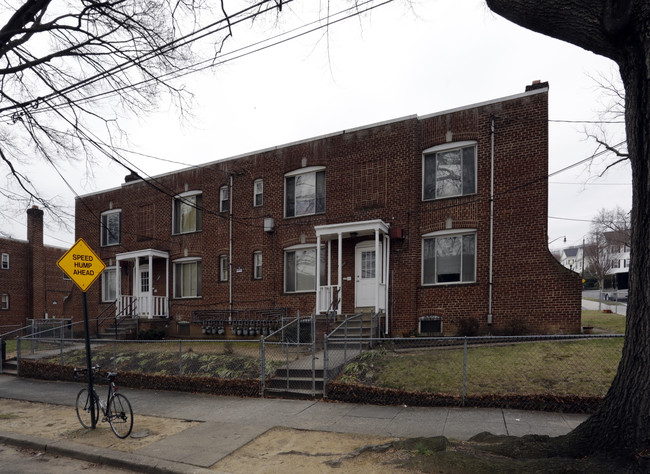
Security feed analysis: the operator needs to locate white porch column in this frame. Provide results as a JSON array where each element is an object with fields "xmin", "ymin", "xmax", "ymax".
[
  {"xmin": 327, "ymin": 240, "xmax": 332, "ymax": 286},
  {"xmin": 148, "ymin": 254, "xmax": 153, "ymax": 319},
  {"xmin": 338, "ymin": 232, "xmax": 343, "ymax": 314},
  {"xmin": 316, "ymin": 234, "xmax": 322, "ymax": 314},
  {"xmin": 115, "ymin": 257, "xmax": 121, "ymax": 316},
  {"xmin": 165, "ymin": 256, "xmax": 169, "ymax": 317},
  {"xmin": 134, "ymin": 258, "xmax": 140, "ymax": 317},
  {"xmin": 375, "ymin": 228, "xmax": 380, "ymax": 313},
  {"xmin": 385, "ymin": 233, "xmax": 390, "ymax": 334}
]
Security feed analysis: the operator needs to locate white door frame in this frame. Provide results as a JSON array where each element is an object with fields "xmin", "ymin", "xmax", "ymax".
[{"xmin": 355, "ymin": 240, "xmax": 382, "ymax": 308}]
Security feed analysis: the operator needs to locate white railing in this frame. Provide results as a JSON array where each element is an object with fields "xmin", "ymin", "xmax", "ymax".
[
  {"xmin": 318, "ymin": 285, "xmax": 341, "ymax": 314},
  {"xmin": 118, "ymin": 295, "xmax": 168, "ymax": 318}
]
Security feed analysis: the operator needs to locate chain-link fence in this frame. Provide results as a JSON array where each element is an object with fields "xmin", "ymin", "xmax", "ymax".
[
  {"xmin": 325, "ymin": 334, "xmax": 623, "ymax": 412},
  {"xmin": 14, "ymin": 327, "xmax": 623, "ymax": 412},
  {"xmin": 261, "ymin": 316, "xmax": 318, "ymax": 397}
]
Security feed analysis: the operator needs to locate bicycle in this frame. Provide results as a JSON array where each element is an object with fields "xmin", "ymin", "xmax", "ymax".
[{"xmin": 73, "ymin": 365, "xmax": 133, "ymax": 439}]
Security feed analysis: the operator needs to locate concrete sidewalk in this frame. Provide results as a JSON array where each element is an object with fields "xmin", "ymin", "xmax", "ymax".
[{"xmin": 0, "ymin": 375, "xmax": 588, "ymax": 473}]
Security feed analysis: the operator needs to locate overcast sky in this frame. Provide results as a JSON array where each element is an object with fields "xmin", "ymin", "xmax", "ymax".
[{"xmin": 5, "ymin": 0, "xmax": 630, "ymax": 250}]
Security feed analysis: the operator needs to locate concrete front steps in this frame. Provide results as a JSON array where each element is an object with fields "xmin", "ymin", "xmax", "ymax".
[
  {"xmin": 1, "ymin": 358, "xmax": 18, "ymax": 375},
  {"xmin": 97, "ymin": 318, "xmax": 139, "ymax": 339}
]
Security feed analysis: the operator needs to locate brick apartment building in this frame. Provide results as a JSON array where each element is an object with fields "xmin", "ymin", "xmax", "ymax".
[
  {"xmin": 0, "ymin": 207, "xmax": 75, "ymax": 330},
  {"xmin": 74, "ymin": 82, "xmax": 582, "ymax": 337}
]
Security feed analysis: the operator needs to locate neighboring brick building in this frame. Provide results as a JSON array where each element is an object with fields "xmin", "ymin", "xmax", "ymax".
[
  {"xmin": 75, "ymin": 82, "xmax": 581, "ymax": 336},
  {"xmin": 0, "ymin": 207, "xmax": 75, "ymax": 330}
]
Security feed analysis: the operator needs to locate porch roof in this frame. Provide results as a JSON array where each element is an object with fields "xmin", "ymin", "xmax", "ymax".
[
  {"xmin": 115, "ymin": 249, "xmax": 169, "ymax": 261},
  {"xmin": 314, "ymin": 219, "xmax": 390, "ymax": 240}
]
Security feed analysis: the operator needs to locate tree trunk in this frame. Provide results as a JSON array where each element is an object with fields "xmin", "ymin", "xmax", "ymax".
[
  {"xmin": 568, "ymin": 22, "xmax": 650, "ymax": 457},
  {"xmin": 486, "ymin": 0, "xmax": 650, "ymax": 458}
]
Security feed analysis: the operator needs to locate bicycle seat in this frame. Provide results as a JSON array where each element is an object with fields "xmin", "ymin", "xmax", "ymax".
[{"xmin": 107, "ymin": 372, "xmax": 117, "ymax": 380}]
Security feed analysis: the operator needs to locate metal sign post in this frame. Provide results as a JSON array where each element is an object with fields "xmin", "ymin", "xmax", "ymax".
[{"xmin": 57, "ymin": 238, "xmax": 106, "ymax": 429}]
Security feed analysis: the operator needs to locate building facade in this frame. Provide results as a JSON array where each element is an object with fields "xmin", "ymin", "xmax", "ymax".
[
  {"xmin": 0, "ymin": 207, "xmax": 75, "ymax": 331},
  {"xmin": 74, "ymin": 82, "xmax": 582, "ymax": 336}
]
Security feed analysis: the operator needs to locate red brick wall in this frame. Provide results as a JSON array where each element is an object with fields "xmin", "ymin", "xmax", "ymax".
[
  {"xmin": 0, "ymin": 207, "xmax": 75, "ymax": 330},
  {"xmin": 75, "ymin": 85, "xmax": 581, "ymax": 336}
]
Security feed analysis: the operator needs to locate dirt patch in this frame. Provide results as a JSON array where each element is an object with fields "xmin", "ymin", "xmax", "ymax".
[
  {"xmin": 0, "ymin": 399, "xmax": 198, "ymax": 452},
  {"xmin": 211, "ymin": 427, "xmax": 406, "ymax": 473}
]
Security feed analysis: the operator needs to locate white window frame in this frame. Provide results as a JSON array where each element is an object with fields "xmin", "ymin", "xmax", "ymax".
[
  {"xmin": 172, "ymin": 191, "xmax": 202, "ymax": 235},
  {"xmin": 422, "ymin": 141, "xmax": 477, "ymax": 201},
  {"xmin": 100, "ymin": 210, "xmax": 121, "ymax": 247},
  {"xmin": 1, "ymin": 253, "xmax": 8, "ymax": 269},
  {"xmin": 253, "ymin": 179, "xmax": 263, "ymax": 207},
  {"xmin": 1, "ymin": 294, "xmax": 8, "ymax": 310},
  {"xmin": 284, "ymin": 244, "xmax": 326, "ymax": 293},
  {"xmin": 219, "ymin": 255, "xmax": 229, "ymax": 282},
  {"xmin": 102, "ymin": 267, "xmax": 117, "ymax": 302},
  {"xmin": 220, "ymin": 186, "xmax": 229, "ymax": 213},
  {"xmin": 284, "ymin": 166, "xmax": 326, "ymax": 218},
  {"xmin": 253, "ymin": 251, "xmax": 263, "ymax": 280},
  {"xmin": 422, "ymin": 229, "xmax": 477, "ymax": 285},
  {"xmin": 173, "ymin": 258, "xmax": 202, "ymax": 298}
]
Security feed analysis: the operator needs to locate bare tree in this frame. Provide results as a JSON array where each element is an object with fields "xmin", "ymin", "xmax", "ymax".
[
  {"xmin": 584, "ymin": 210, "xmax": 620, "ymax": 308},
  {"xmin": 0, "ymin": 0, "xmax": 282, "ymax": 230},
  {"xmin": 487, "ymin": 0, "xmax": 650, "ymax": 460}
]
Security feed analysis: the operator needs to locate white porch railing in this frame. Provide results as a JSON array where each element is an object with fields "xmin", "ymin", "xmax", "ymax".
[
  {"xmin": 118, "ymin": 295, "xmax": 168, "ymax": 318},
  {"xmin": 318, "ymin": 285, "xmax": 341, "ymax": 314}
]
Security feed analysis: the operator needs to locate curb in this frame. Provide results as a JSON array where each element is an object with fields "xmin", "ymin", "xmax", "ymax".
[{"xmin": 0, "ymin": 431, "xmax": 213, "ymax": 474}]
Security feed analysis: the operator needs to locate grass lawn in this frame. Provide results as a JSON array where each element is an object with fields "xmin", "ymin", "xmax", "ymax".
[{"xmin": 582, "ymin": 310, "xmax": 626, "ymax": 334}]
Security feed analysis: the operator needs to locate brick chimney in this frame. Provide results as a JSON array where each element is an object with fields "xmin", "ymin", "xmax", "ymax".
[
  {"xmin": 27, "ymin": 206, "xmax": 45, "ymax": 318},
  {"xmin": 27, "ymin": 205, "xmax": 44, "ymax": 246},
  {"xmin": 525, "ymin": 80, "xmax": 549, "ymax": 92}
]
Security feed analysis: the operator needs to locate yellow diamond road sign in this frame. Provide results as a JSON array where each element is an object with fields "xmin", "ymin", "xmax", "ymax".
[{"xmin": 57, "ymin": 238, "xmax": 106, "ymax": 292}]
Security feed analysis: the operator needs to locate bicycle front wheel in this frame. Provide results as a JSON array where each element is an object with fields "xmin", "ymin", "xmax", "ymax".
[
  {"xmin": 108, "ymin": 393, "xmax": 133, "ymax": 438},
  {"xmin": 75, "ymin": 388, "xmax": 99, "ymax": 429}
]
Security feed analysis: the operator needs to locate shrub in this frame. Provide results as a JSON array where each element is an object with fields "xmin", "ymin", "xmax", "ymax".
[{"xmin": 137, "ymin": 328, "xmax": 166, "ymax": 340}]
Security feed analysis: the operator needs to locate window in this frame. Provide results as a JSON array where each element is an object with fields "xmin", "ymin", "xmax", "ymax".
[
  {"xmin": 102, "ymin": 268, "xmax": 116, "ymax": 302},
  {"xmin": 422, "ymin": 230, "xmax": 476, "ymax": 285},
  {"xmin": 253, "ymin": 179, "xmax": 263, "ymax": 207},
  {"xmin": 1, "ymin": 253, "xmax": 8, "ymax": 269},
  {"xmin": 173, "ymin": 259, "xmax": 202, "ymax": 298},
  {"xmin": 173, "ymin": 192, "xmax": 202, "ymax": 234},
  {"xmin": 423, "ymin": 142, "xmax": 476, "ymax": 200},
  {"xmin": 284, "ymin": 245, "xmax": 326, "ymax": 293},
  {"xmin": 220, "ymin": 255, "xmax": 229, "ymax": 282},
  {"xmin": 220, "ymin": 186, "xmax": 229, "ymax": 213},
  {"xmin": 1, "ymin": 294, "xmax": 8, "ymax": 310},
  {"xmin": 253, "ymin": 251, "xmax": 263, "ymax": 279},
  {"xmin": 100, "ymin": 210, "xmax": 121, "ymax": 246},
  {"xmin": 285, "ymin": 167, "xmax": 326, "ymax": 217}
]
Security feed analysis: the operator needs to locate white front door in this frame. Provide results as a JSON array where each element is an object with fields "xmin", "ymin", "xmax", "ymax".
[
  {"xmin": 134, "ymin": 265, "xmax": 150, "ymax": 315},
  {"xmin": 355, "ymin": 241, "xmax": 381, "ymax": 308}
]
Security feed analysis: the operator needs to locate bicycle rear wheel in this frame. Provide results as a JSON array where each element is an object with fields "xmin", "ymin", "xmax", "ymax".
[
  {"xmin": 108, "ymin": 393, "xmax": 133, "ymax": 438},
  {"xmin": 75, "ymin": 388, "xmax": 99, "ymax": 429}
]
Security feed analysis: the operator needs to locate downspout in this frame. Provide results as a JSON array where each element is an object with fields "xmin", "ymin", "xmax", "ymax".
[
  {"xmin": 488, "ymin": 115, "xmax": 495, "ymax": 325},
  {"xmin": 229, "ymin": 174, "xmax": 233, "ymax": 313}
]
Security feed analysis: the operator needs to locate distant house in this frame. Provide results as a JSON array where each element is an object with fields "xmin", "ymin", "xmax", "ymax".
[
  {"xmin": 604, "ymin": 230, "xmax": 630, "ymax": 290},
  {"xmin": 0, "ymin": 207, "xmax": 75, "ymax": 331},
  {"xmin": 560, "ymin": 247, "xmax": 584, "ymax": 274},
  {"xmin": 73, "ymin": 82, "xmax": 581, "ymax": 337}
]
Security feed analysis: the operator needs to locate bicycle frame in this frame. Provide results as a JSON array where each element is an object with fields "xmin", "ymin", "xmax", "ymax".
[{"xmin": 74, "ymin": 365, "xmax": 133, "ymax": 438}]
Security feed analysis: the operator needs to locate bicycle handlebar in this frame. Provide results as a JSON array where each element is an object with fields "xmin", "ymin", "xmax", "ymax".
[{"xmin": 73, "ymin": 365, "xmax": 117, "ymax": 381}]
